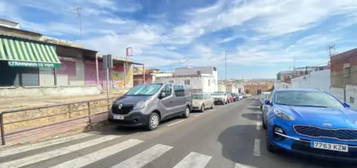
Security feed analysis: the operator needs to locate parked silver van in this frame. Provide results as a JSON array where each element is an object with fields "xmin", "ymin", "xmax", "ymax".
[{"xmin": 108, "ymin": 83, "xmax": 192, "ymax": 130}]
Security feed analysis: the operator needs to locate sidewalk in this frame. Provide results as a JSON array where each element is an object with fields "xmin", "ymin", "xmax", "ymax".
[{"xmin": 0, "ymin": 89, "xmax": 128, "ymax": 111}]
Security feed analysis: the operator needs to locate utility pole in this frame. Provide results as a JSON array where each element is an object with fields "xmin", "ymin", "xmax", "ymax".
[{"xmin": 225, "ymin": 50, "xmax": 227, "ymax": 81}]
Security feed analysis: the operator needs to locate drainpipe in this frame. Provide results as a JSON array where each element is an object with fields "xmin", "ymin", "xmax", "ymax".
[{"xmin": 95, "ymin": 55, "xmax": 100, "ymax": 87}]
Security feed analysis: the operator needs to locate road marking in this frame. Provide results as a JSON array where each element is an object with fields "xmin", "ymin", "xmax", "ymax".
[
  {"xmin": 0, "ymin": 135, "xmax": 119, "ymax": 168},
  {"xmin": 256, "ymin": 122, "xmax": 261, "ymax": 131},
  {"xmin": 0, "ymin": 133, "xmax": 92, "ymax": 157},
  {"xmin": 167, "ymin": 120, "xmax": 185, "ymax": 126},
  {"xmin": 50, "ymin": 139, "xmax": 143, "ymax": 168},
  {"xmin": 112, "ymin": 144, "xmax": 172, "ymax": 168},
  {"xmin": 173, "ymin": 152, "xmax": 212, "ymax": 168},
  {"xmin": 253, "ymin": 139, "xmax": 261, "ymax": 157},
  {"xmin": 235, "ymin": 163, "xmax": 257, "ymax": 168}
]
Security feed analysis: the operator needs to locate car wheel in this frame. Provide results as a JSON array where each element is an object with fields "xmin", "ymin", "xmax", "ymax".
[
  {"xmin": 183, "ymin": 106, "xmax": 190, "ymax": 118},
  {"xmin": 266, "ymin": 129, "xmax": 278, "ymax": 153},
  {"xmin": 262, "ymin": 113, "xmax": 267, "ymax": 129},
  {"xmin": 201, "ymin": 104, "xmax": 205, "ymax": 112},
  {"xmin": 211, "ymin": 103, "xmax": 214, "ymax": 109},
  {"xmin": 147, "ymin": 112, "xmax": 160, "ymax": 130},
  {"xmin": 262, "ymin": 115, "xmax": 267, "ymax": 129}
]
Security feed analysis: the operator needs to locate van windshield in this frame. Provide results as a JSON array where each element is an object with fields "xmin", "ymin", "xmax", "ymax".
[{"xmin": 126, "ymin": 84, "xmax": 162, "ymax": 96}]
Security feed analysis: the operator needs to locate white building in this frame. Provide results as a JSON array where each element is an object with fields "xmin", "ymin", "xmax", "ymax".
[
  {"xmin": 154, "ymin": 66, "xmax": 218, "ymax": 93},
  {"xmin": 291, "ymin": 69, "xmax": 330, "ymax": 92}
]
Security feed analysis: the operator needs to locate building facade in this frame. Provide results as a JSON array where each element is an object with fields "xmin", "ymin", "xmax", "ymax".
[
  {"xmin": 244, "ymin": 80, "xmax": 274, "ymax": 95},
  {"xmin": 0, "ymin": 19, "xmax": 138, "ymax": 97},
  {"xmin": 330, "ymin": 48, "xmax": 357, "ymax": 109},
  {"xmin": 154, "ymin": 66, "xmax": 218, "ymax": 93}
]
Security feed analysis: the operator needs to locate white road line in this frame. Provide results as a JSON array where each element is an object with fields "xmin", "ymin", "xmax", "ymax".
[
  {"xmin": 253, "ymin": 139, "xmax": 261, "ymax": 157},
  {"xmin": 173, "ymin": 152, "xmax": 212, "ymax": 168},
  {"xmin": 0, "ymin": 135, "xmax": 119, "ymax": 168},
  {"xmin": 235, "ymin": 163, "xmax": 257, "ymax": 168},
  {"xmin": 167, "ymin": 120, "xmax": 185, "ymax": 126},
  {"xmin": 256, "ymin": 122, "xmax": 261, "ymax": 131},
  {"xmin": 0, "ymin": 133, "xmax": 92, "ymax": 157},
  {"xmin": 50, "ymin": 139, "xmax": 143, "ymax": 168},
  {"xmin": 112, "ymin": 144, "xmax": 172, "ymax": 168}
]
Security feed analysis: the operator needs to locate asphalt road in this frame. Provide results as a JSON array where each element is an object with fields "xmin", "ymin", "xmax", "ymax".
[{"xmin": 0, "ymin": 98, "xmax": 356, "ymax": 168}]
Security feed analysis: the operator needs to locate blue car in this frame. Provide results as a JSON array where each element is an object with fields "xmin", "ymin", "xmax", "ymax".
[{"xmin": 264, "ymin": 89, "xmax": 357, "ymax": 161}]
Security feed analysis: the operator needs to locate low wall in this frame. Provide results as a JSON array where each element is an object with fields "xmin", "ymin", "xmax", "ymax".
[
  {"xmin": 1, "ymin": 97, "xmax": 116, "ymax": 146},
  {"xmin": 346, "ymin": 85, "xmax": 357, "ymax": 110},
  {"xmin": 0, "ymin": 85, "xmax": 101, "ymax": 97},
  {"xmin": 291, "ymin": 70, "xmax": 330, "ymax": 91},
  {"xmin": 330, "ymin": 86, "xmax": 357, "ymax": 110}
]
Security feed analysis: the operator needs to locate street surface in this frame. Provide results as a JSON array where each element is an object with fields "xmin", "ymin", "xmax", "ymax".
[{"xmin": 0, "ymin": 98, "xmax": 355, "ymax": 168}]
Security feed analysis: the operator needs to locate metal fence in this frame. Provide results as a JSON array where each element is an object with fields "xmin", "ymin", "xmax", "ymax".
[{"xmin": 0, "ymin": 97, "xmax": 116, "ymax": 145}]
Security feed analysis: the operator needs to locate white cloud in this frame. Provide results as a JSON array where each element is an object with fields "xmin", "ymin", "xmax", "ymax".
[
  {"xmin": 103, "ymin": 18, "xmax": 128, "ymax": 24},
  {"xmin": 252, "ymin": 0, "xmax": 357, "ymax": 36},
  {"xmin": 2, "ymin": 0, "xmax": 357, "ymax": 75},
  {"xmin": 81, "ymin": 25, "xmax": 162, "ymax": 57}
]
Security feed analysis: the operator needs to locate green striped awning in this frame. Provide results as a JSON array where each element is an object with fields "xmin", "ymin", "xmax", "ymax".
[{"xmin": 0, "ymin": 36, "xmax": 61, "ymax": 68}]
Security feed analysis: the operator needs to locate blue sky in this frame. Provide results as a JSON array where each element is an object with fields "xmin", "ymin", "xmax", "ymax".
[{"xmin": 1, "ymin": 0, "xmax": 357, "ymax": 79}]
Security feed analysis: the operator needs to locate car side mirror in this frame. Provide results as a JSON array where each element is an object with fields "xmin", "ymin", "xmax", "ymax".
[
  {"xmin": 343, "ymin": 102, "xmax": 350, "ymax": 108},
  {"xmin": 159, "ymin": 92, "xmax": 166, "ymax": 99},
  {"xmin": 264, "ymin": 99, "xmax": 272, "ymax": 106}
]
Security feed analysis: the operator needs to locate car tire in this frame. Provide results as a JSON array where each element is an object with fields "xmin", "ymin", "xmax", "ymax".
[
  {"xmin": 183, "ymin": 106, "xmax": 190, "ymax": 118},
  {"xmin": 262, "ymin": 119, "xmax": 267, "ymax": 129},
  {"xmin": 147, "ymin": 112, "xmax": 160, "ymax": 130},
  {"xmin": 266, "ymin": 130, "xmax": 278, "ymax": 153},
  {"xmin": 262, "ymin": 114, "xmax": 267, "ymax": 129},
  {"xmin": 201, "ymin": 104, "xmax": 205, "ymax": 112},
  {"xmin": 211, "ymin": 103, "xmax": 214, "ymax": 109}
]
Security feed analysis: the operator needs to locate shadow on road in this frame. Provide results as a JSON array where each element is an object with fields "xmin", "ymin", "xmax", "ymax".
[
  {"xmin": 90, "ymin": 114, "xmax": 191, "ymax": 136},
  {"xmin": 241, "ymin": 113, "xmax": 262, "ymax": 121},
  {"xmin": 218, "ymin": 124, "xmax": 357, "ymax": 168}
]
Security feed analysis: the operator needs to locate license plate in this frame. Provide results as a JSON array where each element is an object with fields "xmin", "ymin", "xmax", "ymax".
[
  {"xmin": 113, "ymin": 114, "xmax": 124, "ymax": 120},
  {"xmin": 311, "ymin": 141, "xmax": 348, "ymax": 152}
]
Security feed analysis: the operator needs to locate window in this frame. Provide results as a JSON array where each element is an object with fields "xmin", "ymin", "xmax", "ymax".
[
  {"xmin": 184, "ymin": 79, "xmax": 190, "ymax": 85},
  {"xmin": 208, "ymin": 79, "xmax": 210, "ymax": 86},
  {"xmin": 350, "ymin": 96, "xmax": 355, "ymax": 104},
  {"xmin": 174, "ymin": 85, "xmax": 185, "ymax": 97},
  {"xmin": 161, "ymin": 84, "xmax": 172, "ymax": 98}
]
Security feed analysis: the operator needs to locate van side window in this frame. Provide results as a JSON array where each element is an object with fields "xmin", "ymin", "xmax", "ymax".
[
  {"xmin": 174, "ymin": 85, "xmax": 185, "ymax": 97},
  {"xmin": 161, "ymin": 84, "xmax": 172, "ymax": 98}
]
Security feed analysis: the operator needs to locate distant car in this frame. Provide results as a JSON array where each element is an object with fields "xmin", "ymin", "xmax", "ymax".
[
  {"xmin": 238, "ymin": 95, "xmax": 244, "ymax": 100},
  {"xmin": 227, "ymin": 93, "xmax": 234, "ymax": 103},
  {"xmin": 191, "ymin": 93, "xmax": 214, "ymax": 112},
  {"xmin": 109, "ymin": 83, "xmax": 192, "ymax": 130},
  {"xmin": 259, "ymin": 92, "xmax": 271, "ymax": 109},
  {"xmin": 211, "ymin": 92, "xmax": 228, "ymax": 104},
  {"xmin": 264, "ymin": 88, "xmax": 357, "ymax": 161},
  {"xmin": 231, "ymin": 93, "xmax": 240, "ymax": 101}
]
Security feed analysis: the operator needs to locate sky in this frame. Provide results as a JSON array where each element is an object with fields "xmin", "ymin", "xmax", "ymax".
[{"xmin": 1, "ymin": 0, "xmax": 357, "ymax": 79}]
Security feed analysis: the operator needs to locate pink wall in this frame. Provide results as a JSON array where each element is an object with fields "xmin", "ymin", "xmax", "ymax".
[
  {"xmin": 84, "ymin": 60, "xmax": 105, "ymax": 86},
  {"xmin": 57, "ymin": 60, "xmax": 76, "ymax": 76},
  {"xmin": 84, "ymin": 60, "xmax": 126, "ymax": 89}
]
